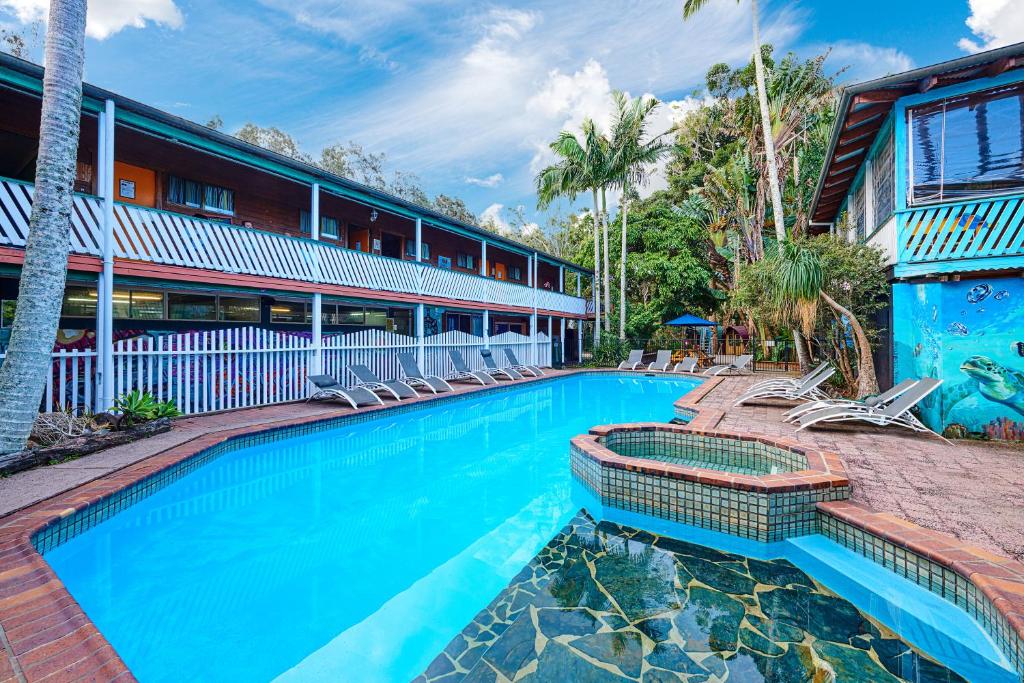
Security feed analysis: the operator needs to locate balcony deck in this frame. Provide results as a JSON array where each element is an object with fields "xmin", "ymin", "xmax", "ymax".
[{"xmin": 0, "ymin": 177, "xmax": 587, "ymax": 316}]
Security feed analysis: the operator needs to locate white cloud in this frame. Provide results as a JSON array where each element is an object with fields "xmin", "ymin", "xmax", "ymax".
[
  {"xmin": 825, "ymin": 41, "xmax": 914, "ymax": 82},
  {"xmin": 0, "ymin": 0, "xmax": 183, "ymax": 39},
  {"xmin": 465, "ymin": 173, "xmax": 504, "ymax": 188},
  {"xmin": 958, "ymin": 0, "xmax": 1024, "ymax": 53}
]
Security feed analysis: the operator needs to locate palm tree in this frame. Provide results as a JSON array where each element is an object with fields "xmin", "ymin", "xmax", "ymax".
[
  {"xmin": 0, "ymin": 0, "xmax": 88, "ymax": 454},
  {"xmin": 607, "ymin": 92, "xmax": 671, "ymax": 340},
  {"xmin": 683, "ymin": 0, "xmax": 786, "ymax": 242},
  {"xmin": 536, "ymin": 120, "xmax": 611, "ymax": 344}
]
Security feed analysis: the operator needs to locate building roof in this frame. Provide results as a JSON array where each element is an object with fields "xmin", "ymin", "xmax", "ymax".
[
  {"xmin": 0, "ymin": 52, "xmax": 591, "ymax": 274},
  {"xmin": 809, "ymin": 42, "xmax": 1024, "ymax": 226}
]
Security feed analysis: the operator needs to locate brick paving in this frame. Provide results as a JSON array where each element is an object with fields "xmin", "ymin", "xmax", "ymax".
[{"xmin": 693, "ymin": 374, "xmax": 1024, "ymax": 562}]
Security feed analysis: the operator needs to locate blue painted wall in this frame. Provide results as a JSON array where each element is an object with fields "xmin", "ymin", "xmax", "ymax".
[{"xmin": 894, "ymin": 277, "xmax": 1024, "ymax": 439}]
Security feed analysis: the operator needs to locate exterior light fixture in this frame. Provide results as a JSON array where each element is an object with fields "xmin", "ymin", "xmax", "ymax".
[{"xmin": 370, "ymin": 210, "xmax": 379, "ymax": 222}]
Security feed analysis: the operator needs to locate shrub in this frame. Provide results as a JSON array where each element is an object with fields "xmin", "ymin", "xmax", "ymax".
[
  {"xmin": 112, "ymin": 391, "xmax": 181, "ymax": 427},
  {"xmin": 30, "ymin": 411, "xmax": 94, "ymax": 448},
  {"xmin": 591, "ymin": 337, "xmax": 633, "ymax": 366}
]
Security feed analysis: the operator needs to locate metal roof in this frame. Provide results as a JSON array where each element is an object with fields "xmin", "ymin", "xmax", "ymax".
[
  {"xmin": 809, "ymin": 42, "xmax": 1024, "ymax": 226},
  {"xmin": 0, "ymin": 52, "xmax": 591, "ymax": 274}
]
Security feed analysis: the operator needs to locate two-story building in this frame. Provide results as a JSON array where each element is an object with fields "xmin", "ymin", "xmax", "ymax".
[
  {"xmin": 0, "ymin": 52, "xmax": 593, "ymax": 414},
  {"xmin": 810, "ymin": 42, "xmax": 1024, "ymax": 439}
]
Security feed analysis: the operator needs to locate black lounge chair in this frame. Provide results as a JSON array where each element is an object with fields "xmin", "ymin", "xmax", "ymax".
[
  {"xmin": 397, "ymin": 353, "xmax": 453, "ymax": 393},
  {"xmin": 447, "ymin": 349, "xmax": 496, "ymax": 385},
  {"xmin": 348, "ymin": 364, "xmax": 418, "ymax": 400},
  {"xmin": 307, "ymin": 374, "xmax": 384, "ymax": 408},
  {"xmin": 480, "ymin": 349, "xmax": 523, "ymax": 380},
  {"xmin": 503, "ymin": 348, "xmax": 543, "ymax": 376}
]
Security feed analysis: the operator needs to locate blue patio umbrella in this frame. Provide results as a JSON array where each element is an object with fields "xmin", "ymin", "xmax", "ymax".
[{"xmin": 665, "ymin": 313, "xmax": 716, "ymax": 327}]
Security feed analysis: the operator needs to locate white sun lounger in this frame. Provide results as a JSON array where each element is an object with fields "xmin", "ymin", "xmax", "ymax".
[
  {"xmin": 348, "ymin": 364, "xmax": 418, "ymax": 400},
  {"xmin": 480, "ymin": 349, "xmax": 523, "ymax": 380},
  {"xmin": 795, "ymin": 378, "xmax": 947, "ymax": 442},
  {"xmin": 704, "ymin": 354, "xmax": 754, "ymax": 376},
  {"xmin": 783, "ymin": 378, "xmax": 916, "ymax": 423},
  {"xmin": 733, "ymin": 366, "xmax": 835, "ymax": 406},
  {"xmin": 672, "ymin": 357, "xmax": 699, "ymax": 373},
  {"xmin": 617, "ymin": 349, "xmax": 644, "ymax": 370},
  {"xmin": 447, "ymin": 349, "xmax": 497, "ymax": 385},
  {"xmin": 504, "ymin": 348, "xmax": 543, "ymax": 376},
  {"xmin": 398, "ymin": 353, "xmax": 453, "ymax": 393},
  {"xmin": 747, "ymin": 362, "xmax": 830, "ymax": 391},
  {"xmin": 648, "ymin": 350, "xmax": 672, "ymax": 371},
  {"xmin": 307, "ymin": 374, "xmax": 384, "ymax": 408}
]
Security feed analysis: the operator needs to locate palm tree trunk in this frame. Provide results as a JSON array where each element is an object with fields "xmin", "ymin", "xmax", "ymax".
[
  {"xmin": 820, "ymin": 291, "xmax": 879, "ymax": 398},
  {"xmin": 601, "ymin": 187, "xmax": 611, "ymax": 332},
  {"xmin": 591, "ymin": 189, "xmax": 601, "ymax": 345},
  {"xmin": 0, "ymin": 0, "xmax": 87, "ymax": 454},
  {"xmin": 619, "ymin": 191, "xmax": 629, "ymax": 341},
  {"xmin": 750, "ymin": 0, "xmax": 786, "ymax": 242},
  {"xmin": 792, "ymin": 329, "xmax": 810, "ymax": 374}
]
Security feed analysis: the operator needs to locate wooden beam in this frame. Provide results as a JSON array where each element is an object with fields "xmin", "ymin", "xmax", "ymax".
[
  {"xmin": 828, "ymin": 162, "xmax": 860, "ymax": 178},
  {"xmin": 984, "ymin": 56, "xmax": 1014, "ymax": 78},
  {"xmin": 918, "ymin": 75, "xmax": 939, "ymax": 93},
  {"xmin": 838, "ymin": 119, "xmax": 884, "ymax": 147},
  {"xmin": 852, "ymin": 88, "xmax": 913, "ymax": 106},
  {"xmin": 833, "ymin": 140, "xmax": 869, "ymax": 161},
  {"xmin": 820, "ymin": 185, "xmax": 849, "ymax": 200},
  {"xmin": 845, "ymin": 103, "xmax": 890, "ymax": 129}
]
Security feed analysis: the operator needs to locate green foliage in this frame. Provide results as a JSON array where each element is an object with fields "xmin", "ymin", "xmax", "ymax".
[
  {"xmin": 802, "ymin": 235, "xmax": 890, "ymax": 344},
  {"xmin": 591, "ymin": 337, "xmax": 633, "ymax": 367},
  {"xmin": 113, "ymin": 391, "xmax": 181, "ymax": 427}
]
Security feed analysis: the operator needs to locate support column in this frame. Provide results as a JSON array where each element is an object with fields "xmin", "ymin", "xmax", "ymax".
[
  {"xmin": 547, "ymin": 315, "xmax": 553, "ymax": 368},
  {"xmin": 530, "ymin": 312, "xmax": 538, "ymax": 365},
  {"xmin": 416, "ymin": 303, "xmax": 425, "ymax": 369},
  {"xmin": 592, "ymin": 275, "xmax": 599, "ymax": 345},
  {"xmin": 415, "ymin": 218, "xmax": 423, "ymax": 262},
  {"xmin": 559, "ymin": 266, "xmax": 564, "ymax": 293},
  {"xmin": 527, "ymin": 253, "xmax": 533, "ymax": 287},
  {"xmin": 310, "ymin": 183, "xmax": 322, "ymax": 376},
  {"xmin": 483, "ymin": 309, "xmax": 490, "ymax": 348},
  {"xmin": 576, "ymin": 274, "xmax": 581, "ymax": 297},
  {"xmin": 577, "ymin": 319, "xmax": 583, "ymax": 363},
  {"xmin": 480, "ymin": 240, "xmax": 487, "ymax": 277},
  {"xmin": 560, "ymin": 317, "xmax": 566, "ymax": 365},
  {"xmin": 97, "ymin": 99, "xmax": 115, "ymax": 411}
]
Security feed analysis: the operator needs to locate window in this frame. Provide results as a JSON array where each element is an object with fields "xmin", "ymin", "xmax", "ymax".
[
  {"xmin": 364, "ymin": 307, "xmax": 388, "ymax": 327},
  {"xmin": 872, "ymin": 129, "xmax": 895, "ymax": 228},
  {"xmin": 389, "ymin": 307, "xmax": 412, "ymax": 335},
  {"xmin": 63, "ymin": 287, "xmax": 164, "ymax": 319},
  {"xmin": 456, "ymin": 252, "xmax": 476, "ymax": 270},
  {"xmin": 1, "ymin": 300, "xmax": 16, "ymax": 328},
  {"xmin": 909, "ymin": 83, "xmax": 1024, "ymax": 205},
  {"xmin": 510, "ymin": 266, "xmax": 522, "ymax": 281},
  {"xmin": 336, "ymin": 305, "xmax": 365, "ymax": 325},
  {"xmin": 168, "ymin": 175, "xmax": 234, "ymax": 215},
  {"xmin": 445, "ymin": 312, "xmax": 482, "ymax": 334},
  {"xmin": 219, "ymin": 296, "xmax": 259, "ymax": 322},
  {"xmin": 270, "ymin": 300, "xmax": 308, "ymax": 324},
  {"xmin": 125, "ymin": 290, "xmax": 165, "ymax": 320},
  {"xmin": 62, "ymin": 288, "xmax": 98, "ymax": 317},
  {"xmin": 849, "ymin": 182, "xmax": 866, "ymax": 241},
  {"xmin": 300, "ymin": 212, "xmax": 340, "ymax": 238},
  {"xmin": 403, "ymin": 241, "xmax": 430, "ymax": 259},
  {"xmin": 168, "ymin": 293, "xmax": 216, "ymax": 320}
]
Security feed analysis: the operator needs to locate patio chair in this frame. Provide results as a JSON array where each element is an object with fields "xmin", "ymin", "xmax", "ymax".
[
  {"xmin": 733, "ymin": 366, "xmax": 835, "ymax": 406},
  {"xmin": 480, "ymin": 349, "xmax": 523, "ymax": 380},
  {"xmin": 307, "ymin": 374, "xmax": 384, "ymax": 408},
  {"xmin": 648, "ymin": 350, "xmax": 672, "ymax": 371},
  {"xmin": 795, "ymin": 378, "xmax": 948, "ymax": 442},
  {"xmin": 617, "ymin": 349, "xmax": 644, "ymax": 370},
  {"xmin": 672, "ymin": 356, "xmax": 699, "ymax": 373},
  {"xmin": 504, "ymin": 348, "xmax": 543, "ymax": 376},
  {"xmin": 447, "ymin": 349, "xmax": 497, "ymax": 385},
  {"xmin": 397, "ymin": 353, "xmax": 453, "ymax": 394},
  {"xmin": 782, "ymin": 378, "xmax": 916, "ymax": 423},
  {"xmin": 348, "ymin": 364, "xmax": 419, "ymax": 400},
  {"xmin": 747, "ymin": 362, "xmax": 830, "ymax": 391},
  {"xmin": 703, "ymin": 354, "xmax": 754, "ymax": 376}
]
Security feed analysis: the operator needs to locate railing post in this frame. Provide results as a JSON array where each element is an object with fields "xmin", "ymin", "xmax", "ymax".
[
  {"xmin": 483, "ymin": 309, "xmax": 489, "ymax": 349},
  {"xmin": 310, "ymin": 182, "xmax": 322, "ymax": 377},
  {"xmin": 577, "ymin": 318, "xmax": 583, "ymax": 363},
  {"xmin": 416, "ymin": 303, "xmax": 425, "ymax": 369},
  {"xmin": 547, "ymin": 315, "xmax": 553, "ymax": 367},
  {"xmin": 480, "ymin": 240, "xmax": 487, "ymax": 277},
  {"xmin": 97, "ymin": 99, "xmax": 115, "ymax": 412},
  {"xmin": 560, "ymin": 317, "xmax": 565, "ymax": 366}
]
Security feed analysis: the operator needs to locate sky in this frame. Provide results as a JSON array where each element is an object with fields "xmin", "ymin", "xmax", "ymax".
[{"xmin": 2, "ymin": 0, "xmax": 1024, "ymax": 229}]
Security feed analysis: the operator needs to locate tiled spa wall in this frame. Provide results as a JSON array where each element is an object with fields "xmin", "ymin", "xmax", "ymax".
[{"xmin": 603, "ymin": 430, "xmax": 807, "ymax": 473}]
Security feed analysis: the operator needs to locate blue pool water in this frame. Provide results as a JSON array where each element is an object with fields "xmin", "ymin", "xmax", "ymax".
[{"xmin": 43, "ymin": 374, "xmax": 1016, "ymax": 682}]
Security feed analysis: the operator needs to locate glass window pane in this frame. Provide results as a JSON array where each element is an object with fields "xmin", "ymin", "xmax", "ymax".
[
  {"xmin": 270, "ymin": 300, "xmax": 306, "ymax": 324},
  {"xmin": 321, "ymin": 217, "xmax": 339, "ymax": 238},
  {"xmin": 184, "ymin": 180, "xmax": 202, "ymax": 207},
  {"xmin": 337, "ymin": 305, "xmax": 364, "ymax": 324},
  {"xmin": 220, "ymin": 296, "xmax": 260, "ymax": 322},
  {"xmin": 203, "ymin": 185, "xmax": 234, "ymax": 214},
  {"xmin": 300, "ymin": 210, "xmax": 311, "ymax": 235},
  {"xmin": 167, "ymin": 176, "xmax": 185, "ymax": 204},
  {"xmin": 1, "ymin": 299, "xmax": 15, "ymax": 328},
  {"xmin": 129, "ymin": 291, "xmax": 165, "ymax": 319},
  {"xmin": 365, "ymin": 307, "xmax": 387, "ymax": 327},
  {"xmin": 111, "ymin": 288, "xmax": 131, "ymax": 319},
  {"xmin": 168, "ymin": 292, "xmax": 217, "ymax": 320},
  {"xmin": 389, "ymin": 308, "xmax": 412, "ymax": 335},
  {"xmin": 62, "ymin": 287, "xmax": 98, "ymax": 317},
  {"xmin": 872, "ymin": 130, "xmax": 895, "ymax": 226}
]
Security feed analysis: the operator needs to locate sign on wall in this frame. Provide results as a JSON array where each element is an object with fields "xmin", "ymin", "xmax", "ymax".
[{"xmin": 119, "ymin": 179, "xmax": 136, "ymax": 200}]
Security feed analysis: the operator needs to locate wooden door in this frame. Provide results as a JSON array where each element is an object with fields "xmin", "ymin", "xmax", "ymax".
[{"xmin": 350, "ymin": 228, "xmax": 370, "ymax": 253}]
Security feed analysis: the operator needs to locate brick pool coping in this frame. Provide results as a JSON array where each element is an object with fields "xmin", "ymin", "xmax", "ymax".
[{"xmin": 1, "ymin": 368, "xmax": 1023, "ymax": 680}]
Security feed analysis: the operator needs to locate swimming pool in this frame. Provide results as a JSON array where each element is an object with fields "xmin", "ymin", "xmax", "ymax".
[{"xmin": 40, "ymin": 374, "xmax": 1016, "ymax": 682}]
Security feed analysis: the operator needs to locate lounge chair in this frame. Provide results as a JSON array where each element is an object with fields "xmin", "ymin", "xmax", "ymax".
[
  {"xmin": 733, "ymin": 366, "xmax": 835, "ymax": 406},
  {"xmin": 348, "ymin": 364, "xmax": 418, "ymax": 400},
  {"xmin": 504, "ymin": 348, "xmax": 543, "ymax": 376},
  {"xmin": 648, "ymin": 350, "xmax": 672, "ymax": 371},
  {"xmin": 704, "ymin": 354, "xmax": 754, "ymax": 376},
  {"xmin": 617, "ymin": 349, "xmax": 644, "ymax": 370},
  {"xmin": 747, "ymin": 362, "xmax": 830, "ymax": 391},
  {"xmin": 795, "ymin": 378, "xmax": 947, "ymax": 442},
  {"xmin": 672, "ymin": 357, "xmax": 698, "ymax": 373},
  {"xmin": 397, "ymin": 353, "xmax": 453, "ymax": 393},
  {"xmin": 782, "ymin": 378, "xmax": 916, "ymax": 423},
  {"xmin": 480, "ymin": 349, "xmax": 523, "ymax": 380},
  {"xmin": 447, "ymin": 349, "xmax": 497, "ymax": 385},
  {"xmin": 307, "ymin": 374, "xmax": 384, "ymax": 408}
]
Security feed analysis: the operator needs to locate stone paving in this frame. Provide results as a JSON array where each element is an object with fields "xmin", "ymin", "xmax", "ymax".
[{"xmin": 694, "ymin": 374, "xmax": 1024, "ymax": 562}]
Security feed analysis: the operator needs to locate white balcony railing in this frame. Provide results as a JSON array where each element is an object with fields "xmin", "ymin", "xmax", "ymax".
[{"xmin": 0, "ymin": 178, "xmax": 587, "ymax": 316}]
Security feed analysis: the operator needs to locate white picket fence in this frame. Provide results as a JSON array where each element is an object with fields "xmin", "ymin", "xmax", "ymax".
[{"xmin": 0, "ymin": 326, "xmax": 554, "ymax": 417}]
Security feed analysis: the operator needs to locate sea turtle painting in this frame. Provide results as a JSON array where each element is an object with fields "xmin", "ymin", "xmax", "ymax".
[{"xmin": 943, "ymin": 355, "xmax": 1024, "ymax": 421}]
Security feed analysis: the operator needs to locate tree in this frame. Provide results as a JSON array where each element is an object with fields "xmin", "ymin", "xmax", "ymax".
[
  {"xmin": 607, "ymin": 91, "xmax": 672, "ymax": 340},
  {"xmin": 0, "ymin": 0, "xmax": 87, "ymax": 454},
  {"xmin": 683, "ymin": 0, "xmax": 786, "ymax": 242},
  {"xmin": 205, "ymin": 114, "xmax": 223, "ymax": 131},
  {"xmin": 235, "ymin": 123, "xmax": 312, "ymax": 163},
  {"xmin": 432, "ymin": 194, "xmax": 477, "ymax": 224},
  {"xmin": 536, "ymin": 120, "xmax": 611, "ymax": 342}
]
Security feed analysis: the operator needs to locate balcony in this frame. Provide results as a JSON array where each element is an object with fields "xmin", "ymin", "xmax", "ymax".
[
  {"xmin": 894, "ymin": 193, "xmax": 1024, "ymax": 277},
  {"xmin": 0, "ymin": 178, "xmax": 587, "ymax": 316}
]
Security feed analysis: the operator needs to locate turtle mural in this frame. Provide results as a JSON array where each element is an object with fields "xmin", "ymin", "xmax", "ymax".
[{"xmin": 943, "ymin": 356, "xmax": 1024, "ymax": 421}]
